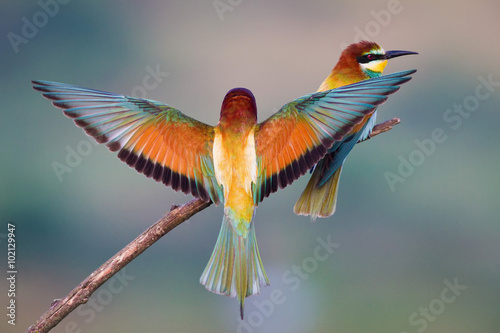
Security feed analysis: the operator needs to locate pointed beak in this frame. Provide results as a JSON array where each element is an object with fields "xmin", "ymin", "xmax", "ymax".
[{"xmin": 384, "ymin": 50, "xmax": 418, "ymax": 60}]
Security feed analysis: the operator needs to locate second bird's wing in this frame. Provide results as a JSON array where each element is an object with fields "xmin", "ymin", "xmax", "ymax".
[
  {"xmin": 253, "ymin": 69, "xmax": 416, "ymax": 203},
  {"xmin": 32, "ymin": 80, "xmax": 223, "ymax": 204}
]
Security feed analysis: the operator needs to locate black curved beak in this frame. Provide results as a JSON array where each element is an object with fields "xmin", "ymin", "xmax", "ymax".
[{"xmin": 384, "ymin": 50, "xmax": 418, "ymax": 59}]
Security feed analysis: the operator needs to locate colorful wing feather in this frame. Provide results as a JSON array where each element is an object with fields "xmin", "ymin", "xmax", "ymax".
[
  {"xmin": 32, "ymin": 80, "xmax": 223, "ymax": 204},
  {"xmin": 253, "ymin": 69, "xmax": 416, "ymax": 203}
]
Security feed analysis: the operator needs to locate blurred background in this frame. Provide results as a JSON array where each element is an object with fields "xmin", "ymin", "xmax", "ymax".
[{"xmin": 1, "ymin": 1, "xmax": 499, "ymax": 332}]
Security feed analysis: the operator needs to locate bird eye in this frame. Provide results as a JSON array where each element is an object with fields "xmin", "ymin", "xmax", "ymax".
[{"xmin": 356, "ymin": 54, "xmax": 378, "ymax": 64}]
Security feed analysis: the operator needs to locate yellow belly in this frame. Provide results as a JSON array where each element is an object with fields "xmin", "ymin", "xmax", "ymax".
[{"xmin": 213, "ymin": 127, "xmax": 257, "ymax": 236}]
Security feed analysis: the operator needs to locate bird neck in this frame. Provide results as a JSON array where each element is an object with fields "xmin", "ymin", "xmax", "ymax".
[
  {"xmin": 361, "ymin": 68, "xmax": 383, "ymax": 79},
  {"xmin": 318, "ymin": 68, "xmax": 366, "ymax": 91},
  {"xmin": 219, "ymin": 108, "xmax": 256, "ymax": 136},
  {"xmin": 318, "ymin": 64, "xmax": 383, "ymax": 92},
  {"xmin": 219, "ymin": 95, "xmax": 257, "ymax": 133}
]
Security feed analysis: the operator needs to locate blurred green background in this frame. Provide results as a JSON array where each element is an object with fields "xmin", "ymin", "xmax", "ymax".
[{"xmin": 1, "ymin": 1, "xmax": 499, "ymax": 332}]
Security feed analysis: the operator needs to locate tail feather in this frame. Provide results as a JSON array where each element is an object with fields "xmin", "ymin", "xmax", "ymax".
[
  {"xmin": 294, "ymin": 165, "xmax": 343, "ymax": 220},
  {"xmin": 200, "ymin": 215, "xmax": 269, "ymax": 319}
]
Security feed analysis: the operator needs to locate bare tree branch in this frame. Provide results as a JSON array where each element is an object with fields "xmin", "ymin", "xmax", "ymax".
[
  {"xmin": 360, "ymin": 117, "xmax": 400, "ymax": 143},
  {"xmin": 26, "ymin": 198, "xmax": 211, "ymax": 333},
  {"xmin": 26, "ymin": 117, "xmax": 399, "ymax": 333}
]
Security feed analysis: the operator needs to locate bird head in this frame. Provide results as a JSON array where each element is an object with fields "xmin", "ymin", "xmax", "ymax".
[
  {"xmin": 219, "ymin": 88, "xmax": 257, "ymax": 125},
  {"xmin": 335, "ymin": 41, "xmax": 418, "ymax": 79}
]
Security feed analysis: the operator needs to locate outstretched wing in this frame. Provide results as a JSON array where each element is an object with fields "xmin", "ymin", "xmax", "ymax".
[
  {"xmin": 254, "ymin": 69, "xmax": 416, "ymax": 203},
  {"xmin": 32, "ymin": 80, "xmax": 223, "ymax": 204}
]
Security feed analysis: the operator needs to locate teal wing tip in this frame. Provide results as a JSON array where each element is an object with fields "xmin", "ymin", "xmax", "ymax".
[
  {"xmin": 400, "ymin": 69, "xmax": 417, "ymax": 79},
  {"xmin": 32, "ymin": 80, "xmax": 79, "ymax": 96},
  {"xmin": 32, "ymin": 80, "xmax": 51, "ymax": 91},
  {"xmin": 32, "ymin": 79, "xmax": 47, "ymax": 86},
  {"xmin": 387, "ymin": 69, "xmax": 417, "ymax": 77},
  {"xmin": 32, "ymin": 80, "xmax": 65, "ymax": 89}
]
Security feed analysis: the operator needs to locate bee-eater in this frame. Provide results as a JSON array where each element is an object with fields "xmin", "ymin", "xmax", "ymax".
[
  {"xmin": 32, "ymin": 69, "xmax": 415, "ymax": 318},
  {"xmin": 294, "ymin": 41, "xmax": 417, "ymax": 219}
]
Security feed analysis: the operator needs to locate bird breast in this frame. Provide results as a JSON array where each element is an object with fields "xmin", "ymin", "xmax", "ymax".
[{"xmin": 213, "ymin": 127, "xmax": 257, "ymax": 204}]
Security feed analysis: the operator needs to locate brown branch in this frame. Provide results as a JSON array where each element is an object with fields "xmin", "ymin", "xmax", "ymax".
[
  {"xmin": 359, "ymin": 117, "xmax": 400, "ymax": 143},
  {"xmin": 26, "ymin": 117, "xmax": 399, "ymax": 333},
  {"xmin": 26, "ymin": 198, "xmax": 211, "ymax": 333}
]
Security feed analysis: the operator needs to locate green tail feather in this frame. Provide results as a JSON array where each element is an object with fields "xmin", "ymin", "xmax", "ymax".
[
  {"xmin": 200, "ymin": 214, "xmax": 269, "ymax": 319},
  {"xmin": 294, "ymin": 165, "xmax": 343, "ymax": 220}
]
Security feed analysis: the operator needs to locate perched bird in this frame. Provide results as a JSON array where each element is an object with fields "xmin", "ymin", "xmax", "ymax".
[
  {"xmin": 32, "ymin": 69, "xmax": 415, "ymax": 318},
  {"xmin": 294, "ymin": 41, "xmax": 417, "ymax": 219}
]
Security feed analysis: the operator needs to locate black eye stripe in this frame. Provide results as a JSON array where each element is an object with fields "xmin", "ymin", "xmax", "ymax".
[{"xmin": 357, "ymin": 54, "xmax": 385, "ymax": 64}]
